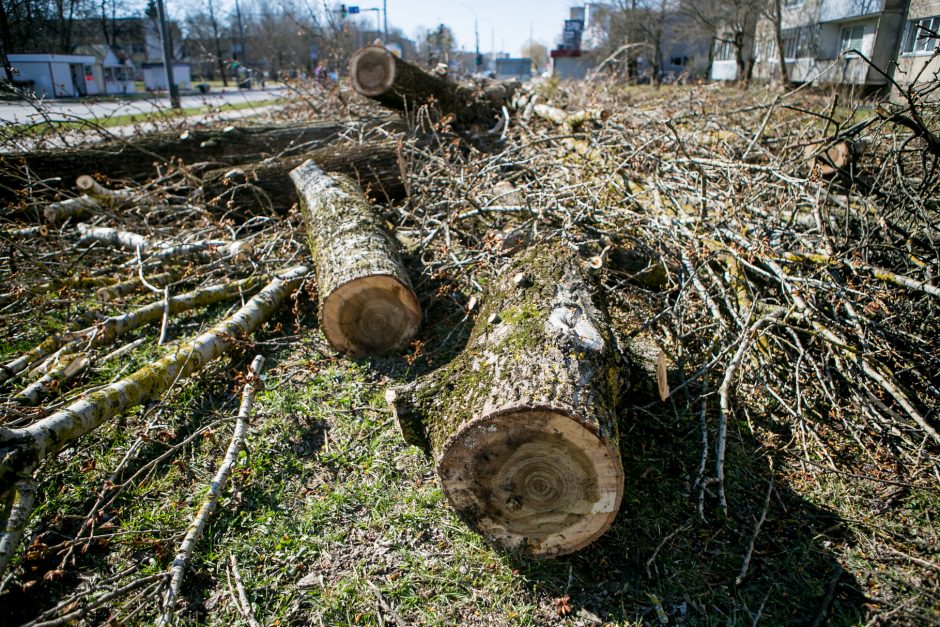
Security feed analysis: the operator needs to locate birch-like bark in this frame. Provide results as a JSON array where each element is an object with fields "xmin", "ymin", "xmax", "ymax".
[
  {"xmin": 0, "ymin": 266, "xmax": 307, "ymax": 495},
  {"xmin": 160, "ymin": 355, "xmax": 265, "ymax": 624},
  {"xmin": 0, "ymin": 475, "xmax": 37, "ymax": 579}
]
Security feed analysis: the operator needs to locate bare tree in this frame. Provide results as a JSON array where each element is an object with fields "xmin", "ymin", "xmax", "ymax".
[
  {"xmin": 520, "ymin": 41, "xmax": 548, "ymax": 71},
  {"xmin": 683, "ymin": 0, "xmax": 761, "ymax": 85},
  {"xmin": 770, "ymin": 0, "xmax": 788, "ymax": 83}
]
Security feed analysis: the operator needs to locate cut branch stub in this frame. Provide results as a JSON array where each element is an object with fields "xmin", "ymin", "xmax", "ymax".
[
  {"xmin": 289, "ymin": 160, "xmax": 420, "ymax": 355},
  {"xmin": 386, "ymin": 247, "xmax": 624, "ymax": 558}
]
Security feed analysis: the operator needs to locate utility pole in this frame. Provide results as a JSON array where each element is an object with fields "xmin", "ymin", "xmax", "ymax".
[
  {"xmin": 460, "ymin": 3, "xmax": 481, "ymax": 73},
  {"xmin": 155, "ymin": 0, "xmax": 180, "ymax": 109},
  {"xmin": 234, "ymin": 0, "xmax": 247, "ymax": 65},
  {"xmin": 383, "ymin": 0, "xmax": 388, "ymax": 41}
]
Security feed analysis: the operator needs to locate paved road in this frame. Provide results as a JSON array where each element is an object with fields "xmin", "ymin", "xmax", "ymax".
[{"xmin": 0, "ymin": 85, "xmax": 288, "ymax": 124}]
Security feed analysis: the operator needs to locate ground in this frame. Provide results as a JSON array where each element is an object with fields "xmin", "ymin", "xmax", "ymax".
[{"xmin": 0, "ymin": 77, "xmax": 938, "ymax": 625}]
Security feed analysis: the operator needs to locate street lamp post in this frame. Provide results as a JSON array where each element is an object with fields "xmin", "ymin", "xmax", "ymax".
[
  {"xmin": 155, "ymin": 0, "xmax": 180, "ymax": 109},
  {"xmin": 383, "ymin": 0, "xmax": 388, "ymax": 41},
  {"xmin": 459, "ymin": 3, "xmax": 482, "ymax": 73}
]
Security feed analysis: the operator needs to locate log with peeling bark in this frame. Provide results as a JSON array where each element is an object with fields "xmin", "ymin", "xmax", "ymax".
[
  {"xmin": 386, "ymin": 247, "xmax": 630, "ymax": 558},
  {"xmin": 290, "ymin": 160, "xmax": 421, "ymax": 355},
  {"xmin": 0, "ymin": 265, "xmax": 308, "ymax": 500},
  {"xmin": 349, "ymin": 46, "xmax": 515, "ymax": 126},
  {"xmin": 0, "ymin": 121, "xmax": 389, "ymax": 198},
  {"xmin": 202, "ymin": 141, "xmax": 406, "ymax": 215}
]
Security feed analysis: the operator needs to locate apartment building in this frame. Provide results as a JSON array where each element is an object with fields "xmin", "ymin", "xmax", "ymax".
[
  {"xmin": 750, "ymin": 0, "xmax": 906, "ymax": 87},
  {"xmin": 893, "ymin": 1, "xmax": 940, "ymax": 92}
]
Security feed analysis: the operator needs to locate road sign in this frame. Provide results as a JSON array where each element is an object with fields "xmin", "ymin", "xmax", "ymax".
[{"xmin": 348, "ymin": 5, "xmax": 360, "ymax": 13}]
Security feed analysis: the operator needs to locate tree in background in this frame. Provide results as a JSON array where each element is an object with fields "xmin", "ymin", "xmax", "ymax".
[
  {"xmin": 682, "ymin": 0, "xmax": 762, "ymax": 86},
  {"xmin": 419, "ymin": 23, "xmax": 455, "ymax": 66},
  {"xmin": 182, "ymin": 0, "xmax": 229, "ymax": 84},
  {"xmin": 520, "ymin": 41, "xmax": 548, "ymax": 73}
]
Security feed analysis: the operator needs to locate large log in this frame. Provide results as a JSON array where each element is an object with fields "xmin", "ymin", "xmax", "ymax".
[
  {"xmin": 386, "ymin": 247, "xmax": 625, "ymax": 557},
  {"xmin": 203, "ymin": 141, "xmax": 406, "ymax": 215},
  {"xmin": 289, "ymin": 160, "xmax": 420, "ymax": 355},
  {"xmin": 0, "ymin": 121, "xmax": 387, "ymax": 199},
  {"xmin": 349, "ymin": 46, "xmax": 515, "ymax": 126}
]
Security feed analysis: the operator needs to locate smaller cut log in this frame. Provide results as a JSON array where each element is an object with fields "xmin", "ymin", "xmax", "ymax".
[
  {"xmin": 289, "ymin": 160, "xmax": 420, "ymax": 355},
  {"xmin": 386, "ymin": 247, "xmax": 625, "ymax": 558},
  {"xmin": 75, "ymin": 175, "xmax": 137, "ymax": 208},
  {"xmin": 349, "ymin": 46, "xmax": 514, "ymax": 126}
]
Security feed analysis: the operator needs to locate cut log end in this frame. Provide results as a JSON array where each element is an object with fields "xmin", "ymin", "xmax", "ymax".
[
  {"xmin": 350, "ymin": 46, "xmax": 396, "ymax": 96},
  {"xmin": 321, "ymin": 274, "xmax": 421, "ymax": 355},
  {"xmin": 438, "ymin": 409, "xmax": 623, "ymax": 558}
]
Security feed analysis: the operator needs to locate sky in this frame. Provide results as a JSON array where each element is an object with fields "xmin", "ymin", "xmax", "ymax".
[{"xmin": 351, "ymin": 0, "xmax": 575, "ymax": 56}]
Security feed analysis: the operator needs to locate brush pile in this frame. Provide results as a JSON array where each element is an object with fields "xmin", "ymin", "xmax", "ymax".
[{"xmin": 0, "ymin": 53, "xmax": 937, "ymax": 624}]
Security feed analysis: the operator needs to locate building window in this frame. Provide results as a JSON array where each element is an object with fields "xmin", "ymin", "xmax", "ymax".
[
  {"xmin": 715, "ymin": 40, "xmax": 735, "ymax": 61},
  {"xmin": 780, "ymin": 25, "xmax": 818, "ymax": 59},
  {"xmin": 902, "ymin": 16, "xmax": 939, "ymax": 55},
  {"xmin": 840, "ymin": 25, "xmax": 865, "ymax": 55}
]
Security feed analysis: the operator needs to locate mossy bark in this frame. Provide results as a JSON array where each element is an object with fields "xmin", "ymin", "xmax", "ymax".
[
  {"xmin": 202, "ymin": 141, "xmax": 405, "ymax": 216},
  {"xmin": 290, "ymin": 160, "xmax": 420, "ymax": 355},
  {"xmin": 386, "ymin": 247, "xmax": 626, "ymax": 557},
  {"xmin": 349, "ymin": 46, "xmax": 515, "ymax": 127}
]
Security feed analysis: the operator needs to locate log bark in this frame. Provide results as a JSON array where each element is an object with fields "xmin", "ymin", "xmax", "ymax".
[
  {"xmin": 290, "ymin": 160, "xmax": 420, "ymax": 355},
  {"xmin": 202, "ymin": 141, "xmax": 406, "ymax": 216},
  {"xmin": 0, "ymin": 121, "xmax": 383, "ymax": 197},
  {"xmin": 0, "ymin": 265, "xmax": 308, "ymax": 495},
  {"xmin": 386, "ymin": 247, "xmax": 625, "ymax": 557},
  {"xmin": 349, "ymin": 46, "xmax": 515, "ymax": 126}
]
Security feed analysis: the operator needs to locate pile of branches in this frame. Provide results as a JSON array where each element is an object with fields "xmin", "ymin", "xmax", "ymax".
[{"xmin": 0, "ymin": 53, "xmax": 937, "ymax": 622}]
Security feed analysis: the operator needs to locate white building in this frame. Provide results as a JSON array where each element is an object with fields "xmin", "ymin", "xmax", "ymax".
[
  {"xmin": 142, "ymin": 62, "xmax": 192, "ymax": 91},
  {"xmin": 8, "ymin": 54, "xmax": 99, "ymax": 98},
  {"xmin": 74, "ymin": 45, "xmax": 136, "ymax": 95}
]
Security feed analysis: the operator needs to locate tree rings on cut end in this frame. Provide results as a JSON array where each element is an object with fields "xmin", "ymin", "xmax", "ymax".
[
  {"xmin": 438, "ymin": 409, "xmax": 623, "ymax": 558},
  {"xmin": 350, "ymin": 46, "xmax": 396, "ymax": 96},
  {"xmin": 321, "ymin": 274, "xmax": 421, "ymax": 355}
]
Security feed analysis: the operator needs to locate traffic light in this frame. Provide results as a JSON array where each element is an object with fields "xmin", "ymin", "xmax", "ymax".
[
  {"xmin": 476, "ymin": 53, "xmax": 483, "ymax": 68},
  {"xmin": 340, "ymin": 4, "xmax": 347, "ymax": 18}
]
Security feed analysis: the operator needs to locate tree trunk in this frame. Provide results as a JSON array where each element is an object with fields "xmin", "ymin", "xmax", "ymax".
[
  {"xmin": 289, "ymin": 160, "xmax": 420, "ymax": 355},
  {"xmin": 0, "ymin": 121, "xmax": 391, "ymax": 198},
  {"xmin": 386, "ymin": 247, "xmax": 625, "ymax": 558},
  {"xmin": 773, "ymin": 0, "xmax": 789, "ymax": 84},
  {"xmin": 349, "ymin": 46, "xmax": 514, "ymax": 126},
  {"xmin": 203, "ymin": 141, "xmax": 406, "ymax": 216}
]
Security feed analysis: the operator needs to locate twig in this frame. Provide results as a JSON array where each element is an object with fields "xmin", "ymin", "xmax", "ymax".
[
  {"xmin": 735, "ymin": 461, "xmax": 774, "ymax": 586},
  {"xmin": 229, "ymin": 553, "xmax": 261, "ymax": 627},
  {"xmin": 159, "ymin": 355, "xmax": 266, "ymax": 624}
]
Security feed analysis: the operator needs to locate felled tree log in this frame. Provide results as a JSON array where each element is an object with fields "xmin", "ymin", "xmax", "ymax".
[
  {"xmin": 349, "ymin": 46, "xmax": 514, "ymax": 126},
  {"xmin": 290, "ymin": 160, "xmax": 420, "ymax": 355},
  {"xmin": 202, "ymin": 141, "xmax": 406, "ymax": 215},
  {"xmin": 0, "ymin": 121, "xmax": 383, "ymax": 197},
  {"xmin": 386, "ymin": 247, "xmax": 625, "ymax": 557}
]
